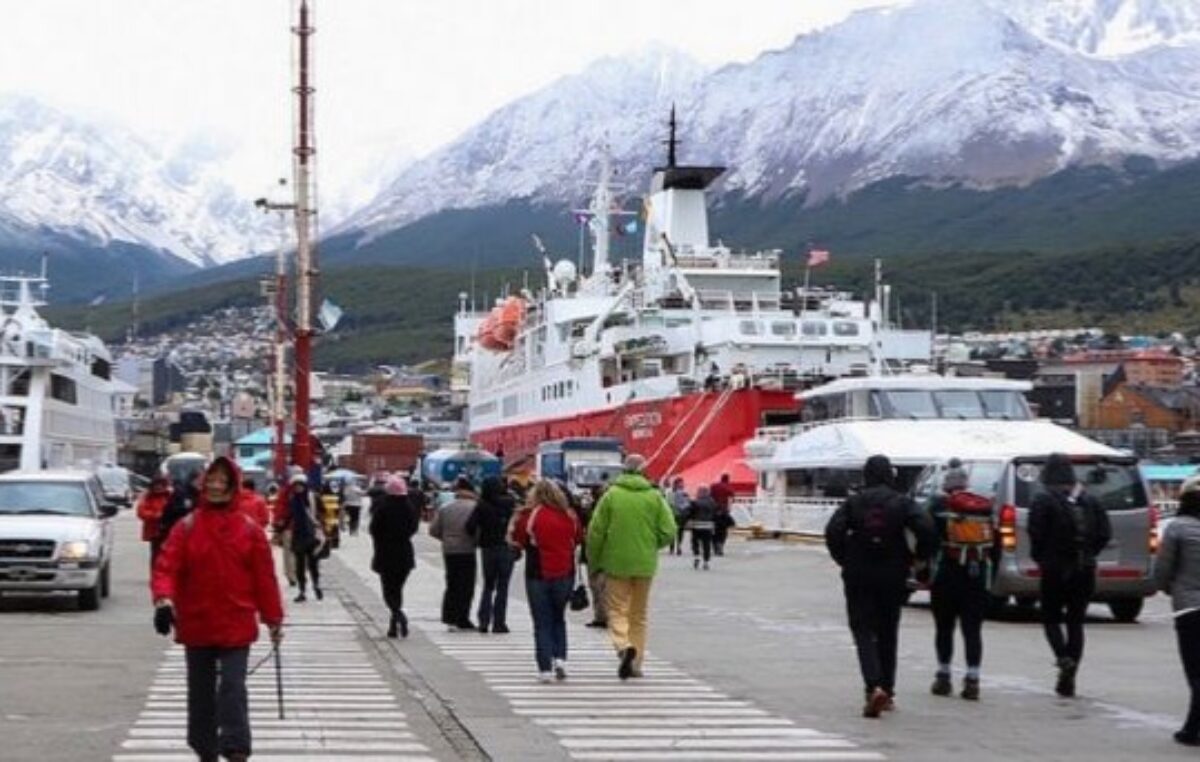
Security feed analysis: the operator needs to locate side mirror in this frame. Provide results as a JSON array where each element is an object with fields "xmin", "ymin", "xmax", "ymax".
[{"xmin": 99, "ymin": 503, "xmax": 119, "ymax": 519}]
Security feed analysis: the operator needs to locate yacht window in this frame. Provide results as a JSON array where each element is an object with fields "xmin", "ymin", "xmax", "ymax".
[
  {"xmin": 801, "ymin": 321, "xmax": 828, "ymax": 337},
  {"xmin": 979, "ymin": 390, "xmax": 1030, "ymax": 420},
  {"xmin": 739, "ymin": 320, "xmax": 761, "ymax": 336},
  {"xmin": 868, "ymin": 391, "xmax": 884, "ymax": 418},
  {"xmin": 832, "ymin": 321, "xmax": 860, "ymax": 337},
  {"xmin": 934, "ymin": 390, "xmax": 985, "ymax": 419},
  {"xmin": 50, "ymin": 374, "xmax": 77, "ymax": 405},
  {"xmin": 771, "ymin": 321, "xmax": 796, "ymax": 337},
  {"xmin": 880, "ymin": 390, "xmax": 938, "ymax": 419}
]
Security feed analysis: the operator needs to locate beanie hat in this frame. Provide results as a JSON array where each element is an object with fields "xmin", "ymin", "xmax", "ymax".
[
  {"xmin": 385, "ymin": 475, "xmax": 408, "ymax": 496},
  {"xmin": 1180, "ymin": 474, "xmax": 1200, "ymax": 497},
  {"xmin": 943, "ymin": 458, "xmax": 969, "ymax": 492},
  {"xmin": 289, "ymin": 472, "xmax": 308, "ymax": 486}
]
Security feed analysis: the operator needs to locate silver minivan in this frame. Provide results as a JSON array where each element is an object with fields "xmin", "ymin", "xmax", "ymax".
[{"xmin": 913, "ymin": 455, "xmax": 1157, "ymax": 622}]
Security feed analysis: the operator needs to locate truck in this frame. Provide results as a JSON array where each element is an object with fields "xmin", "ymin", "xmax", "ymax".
[{"xmin": 536, "ymin": 438, "xmax": 625, "ymax": 505}]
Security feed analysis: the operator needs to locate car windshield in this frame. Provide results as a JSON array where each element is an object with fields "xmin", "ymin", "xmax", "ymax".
[
  {"xmin": 0, "ymin": 482, "xmax": 92, "ymax": 516},
  {"xmin": 1014, "ymin": 461, "xmax": 1148, "ymax": 511},
  {"xmin": 96, "ymin": 469, "xmax": 127, "ymax": 491}
]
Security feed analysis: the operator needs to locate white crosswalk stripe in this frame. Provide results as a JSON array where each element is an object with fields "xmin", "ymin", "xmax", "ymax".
[
  {"xmin": 420, "ymin": 623, "xmax": 884, "ymax": 761},
  {"xmin": 113, "ymin": 595, "xmax": 436, "ymax": 761}
]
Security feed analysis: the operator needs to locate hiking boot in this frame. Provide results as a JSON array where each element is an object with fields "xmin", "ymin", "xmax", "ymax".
[
  {"xmin": 618, "ymin": 647, "xmax": 638, "ymax": 680},
  {"xmin": 386, "ymin": 613, "xmax": 398, "ymax": 639},
  {"xmin": 224, "ymin": 753, "xmax": 248, "ymax": 762},
  {"xmin": 396, "ymin": 611, "xmax": 409, "ymax": 638},
  {"xmin": 1174, "ymin": 731, "xmax": 1200, "ymax": 747},
  {"xmin": 1056, "ymin": 658, "xmax": 1077, "ymax": 698},
  {"xmin": 314, "ymin": 587, "xmax": 323, "ymax": 601},
  {"xmin": 478, "ymin": 623, "xmax": 490, "ymax": 634},
  {"xmin": 492, "ymin": 624, "xmax": 510, "ymax": 634},
  {"xmin": 961, "ymin": 677, "xmax": 980, "ymax": 701},
  {"xmin": 862, "ymin": 687, "xmax": 890, "ymax": 718},
  {"xmin": 931, "ymin": 673, "xmax": 952, "ymax": 697}
]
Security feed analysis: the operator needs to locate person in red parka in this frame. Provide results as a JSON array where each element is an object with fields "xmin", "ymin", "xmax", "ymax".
[
  {"xmin": 151, "ymin": 456, "xmax": 284, "ymax": 762},
  {"xmin": 136, "ymin": 475, "xmax": 173, "ymax": 567},
  {"xmin": 240, "ymin": 477, "xmax": 271, "ymax": 530}
]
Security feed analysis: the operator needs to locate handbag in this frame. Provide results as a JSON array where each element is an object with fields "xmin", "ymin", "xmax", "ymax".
[{"xmin": 569, "ymin": 563, "xmax": 590, "ymax": 612}]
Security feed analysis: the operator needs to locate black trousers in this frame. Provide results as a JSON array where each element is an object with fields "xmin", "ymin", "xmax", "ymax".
[
  {"xmin": 1177, "ymin": 610, "xmax": 1200, "ymax": 737},
  {"xmin": 1040, "ymin": 567, "xmax": 1095, "ymax": 662},
  {"xmin": 691, "ymin": 529, "xmax": 714, "ymax": 562},
  {"xmin": 185, "ymin": 646, "xmax": 250, "ymax": 759},
  {"xmin": 294, "ymin": 549, "xmax": 321, "ymax": 594},
  {"xmin": 379, "ymin": 567, "xmax": 412, "ymax": 614},
  {"xmin": 931, "ymin": 562, "xmax": 987, "ymax": 669},
  {"xmin": 346, "ymin": 505, "xmax": 362, "ymax": 534},
  {"xmin": 845, "ymin": 583, "xmax": 906, "ymax": 694},
  {"xmin": 714, "ymin": 516, "xmax": 730, "ymax": 553},
  {"xmin": 442, "ymin": 553, "xmax": 477, "ymax": 626}
]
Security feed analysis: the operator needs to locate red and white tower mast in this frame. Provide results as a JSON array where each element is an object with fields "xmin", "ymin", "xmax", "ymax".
[{"xmin": 290, "ymin": 0, "xmax": 318, "ymax": 471}]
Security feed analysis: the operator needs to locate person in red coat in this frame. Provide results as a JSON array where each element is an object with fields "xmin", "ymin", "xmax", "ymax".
[
  {"xmin": 151, "ymin": 456, "xmax": 284, "ymax": 762},
  {"xmin": 135, "ymin": 475, "xmax": 173, "ymax": 567},
  {"xmin": 709, "ymin": 473, "xmax": 735, "ymax": 556},
  {"xmin": 240, "ymin": 477, "xmax": 271, "ymax": 530}
]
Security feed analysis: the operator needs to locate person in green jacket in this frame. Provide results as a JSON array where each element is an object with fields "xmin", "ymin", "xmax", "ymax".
[{"xmin": 586, "ymin": 454, "xmax": 677, "ymax": 680}]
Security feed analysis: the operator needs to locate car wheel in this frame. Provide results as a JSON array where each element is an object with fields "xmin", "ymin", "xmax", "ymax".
[
  {"xmin": 100, "ymin": 564, "xmax": 111, "ymax": 599},
  {"xmin": 79, "ymin": 583, "xmax": 101, "ymax": 611},
  {"xmin": 1108, "ymin": 598, "xmax": 1143, "ymax": 623}
]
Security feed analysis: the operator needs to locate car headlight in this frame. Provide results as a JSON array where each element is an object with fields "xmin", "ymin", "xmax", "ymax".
[{"xmin": 59, "ymin": 540, "xmax": 93, "ymax": 561}]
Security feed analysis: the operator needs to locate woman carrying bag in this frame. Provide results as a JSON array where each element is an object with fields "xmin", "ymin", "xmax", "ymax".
[
  {"xmin": 287, "ymin": 473, "xmax": 325, "ymax": 604},
  {"xmin": 1157, "ymin": 475, "xmax": 1200, "ymax": 747},
  {"xmin": 509, "ymin": 480, "xmax": 583, "ymax": 683},
  {"xmin": 369, "ymin": 474, "xmax": 420, "ymax": 638}
]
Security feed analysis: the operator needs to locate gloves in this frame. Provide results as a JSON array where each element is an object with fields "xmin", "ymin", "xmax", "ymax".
[{"xmin": 153, "ymin": 603, "xmax": 175, "ymax": 636}]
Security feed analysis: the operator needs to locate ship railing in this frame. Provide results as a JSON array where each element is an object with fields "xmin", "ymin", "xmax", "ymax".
[
  {"xmin": 732, "ymin": 496, "xmax": 841, "ymax": 537},
  {"xmin": 753, "ymin": 416, "xmax": 883, "ymax": 442},
  {"xmin": 675, "ymin": 253, "xmax": 779, "ymax": 271}
]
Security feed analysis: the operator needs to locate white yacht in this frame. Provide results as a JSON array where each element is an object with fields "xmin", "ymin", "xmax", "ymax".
[{"xmin": 0, "ymin": 275, "xmax": 117, "ymax": 472}]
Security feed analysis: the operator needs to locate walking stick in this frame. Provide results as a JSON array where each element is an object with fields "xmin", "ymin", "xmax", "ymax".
[{"xmin": 273, "ymin": 642, "xmax": 285, "ymax": 720}]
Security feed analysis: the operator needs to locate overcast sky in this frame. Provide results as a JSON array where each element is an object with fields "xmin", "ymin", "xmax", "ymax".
[{"xmin": 3, "ymin": 0, "xmax": 896, "ymax": 208}]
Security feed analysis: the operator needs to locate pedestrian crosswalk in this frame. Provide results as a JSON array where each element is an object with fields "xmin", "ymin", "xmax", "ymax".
[
  {"xmin": 421, "ymin": 622, "xmax": 884, "ymax": 761},
  {"xmin": 112, "ymin": 595, "xmax": 435, "ymax": 761}
]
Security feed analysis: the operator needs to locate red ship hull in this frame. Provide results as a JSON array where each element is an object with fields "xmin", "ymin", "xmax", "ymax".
[{"xmin": 470, "ymin": 388, "xmax": 798, "ymax": 483}]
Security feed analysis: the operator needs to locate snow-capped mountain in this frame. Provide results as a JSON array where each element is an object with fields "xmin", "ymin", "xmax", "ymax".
[
  {"xmin": 344, "ymin": 0, "xmax": 1200, "ymax": 239},
  {"xmin": 0, "ymin": 95, "xmax": 276, "ymax": 268},
  {"xmin": 992, "ymin": 0, "xmax": 1200, "ymax": 56}
]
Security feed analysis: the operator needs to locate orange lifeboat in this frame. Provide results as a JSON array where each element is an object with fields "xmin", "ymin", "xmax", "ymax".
[{"xmin": 474, "ymin": 297, "xmax": 525, "ymax": 352}]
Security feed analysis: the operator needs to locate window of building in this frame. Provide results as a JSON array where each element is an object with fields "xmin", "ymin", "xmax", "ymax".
[{"xmin": 50, "ymin": 374, "xmax": 77, "ymax": 405}]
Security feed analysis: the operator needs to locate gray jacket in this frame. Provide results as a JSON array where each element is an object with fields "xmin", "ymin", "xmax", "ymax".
[
  {"xmin": 1155, "ymin": 515, "xmax": 1200, "ymax": 613},
  {"xmin": 430, "ymin": 494, "xmax": 478, "ymax": 555}
]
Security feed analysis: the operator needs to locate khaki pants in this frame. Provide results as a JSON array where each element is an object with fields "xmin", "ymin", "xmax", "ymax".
[
  {"xmin": 278, "ymin": 528, "xmax": 297, "ymax": 584},
  {"xmin": 604, "ymin": 576, "xmax": 653, "ymax": 669},
  {"xmin": 588, "ymin": 568, "xmax": 608, "ymax": 623}
]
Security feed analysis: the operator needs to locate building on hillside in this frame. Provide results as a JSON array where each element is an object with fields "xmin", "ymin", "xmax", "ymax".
[
  {"xmin": 1097, "ymin": 375, "xmax": 1200, "ymax": 433},
  {"xmin": 116, "ymin": 355, "xmax": 187, "ymax": 407}
]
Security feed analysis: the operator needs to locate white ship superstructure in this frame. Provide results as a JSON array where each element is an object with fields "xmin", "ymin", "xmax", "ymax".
[
  {"xmin": 453, "ymin": 114, "xmax": 932, "ymax": 479},
  {"xmin": 0, "ymin": 275, "xmax": 117, "ymax": 472}
]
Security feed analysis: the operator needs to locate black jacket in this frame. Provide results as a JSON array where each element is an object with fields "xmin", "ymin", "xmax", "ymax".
[
  {"xmin": 826, "ymin": 466, "xmax": 935, "ymax": 590},
  {"xmin": 369, "ymin": 494, "xmax": 420, "ymax": 575},
  {"xmin": 1028, "ymin": 488, "xmax": 1112, "ymax": 573},
  {"xmin": 684, "ymin": 496, "xmax": 719, "ymax": 528},
  {"xmin": 466, "ymin": 478, "xmax": 516, "ymax": 549}
]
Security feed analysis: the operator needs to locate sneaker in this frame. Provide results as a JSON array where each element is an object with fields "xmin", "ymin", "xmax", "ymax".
[
  {"xmin": 618, "ymin": 647, "xmax": 638, "ymax": 680},
  {"xmin": 863, "ymin": 687, "xmax": 890, "ymax": 718},
  {"xmin": 961, "ymin": 677, "xmax": 980, "ymax": 701},
  {"xmin": 313, "ymin": 587, "xmax": 323, "ymax": 601},
  {"xmin": 492, "ymin": 624, "xmax": 510, "ymax": 634},
  {"xmin": 629, "ymin": 667, "xmax": 644, "ymax": 678},
  {"xmin": 386, "ymin": 613, "xmax": 398, "ymax": 639},
  {"xmin": 1055, "ymin": 658, "xmax": 1077, "ymax": 698},
  {"xmin": 397, "ymin": 611, "xmax": 409, "ymax": 638},
  {"xmin": 478, "ymin": 623, "xmax": 490, "ymax": 634},
  {"xmin": 1174, "ymin": 731, "xmax": 1200, "ymax": 747},
  {"xmin": 456, "ymin": 621, "xmax": 476, "ymax": 631},
  {"xmin": 554, "ymin": 659, "xmax": 568, "ymax": 681},
  {"xmin": 693, "ymin": 558, "xmax": 700, "ymax": 570},
  {"xmin": 537, "ymin": 671, "xmax": 553, "ymax": 684},
  {"xmin": 293, "ymin": 593, "xmax": 307, "ymax": 604},
  {"xmin": 931, "ymin": 673, "xmax": 952, "ymax": 697}
]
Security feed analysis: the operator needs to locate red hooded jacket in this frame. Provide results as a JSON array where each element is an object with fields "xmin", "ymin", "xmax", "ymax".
[
  {"xmin": 241, "ymin": 490, "xmax": 271, "ymax": 529},
  {"xmin": 151, "ymin": 457, "xmax": 284, "ymax": 648},
  {"xmin": 136, "ymin": 488, "xmax": 173, "ymax": 542}
]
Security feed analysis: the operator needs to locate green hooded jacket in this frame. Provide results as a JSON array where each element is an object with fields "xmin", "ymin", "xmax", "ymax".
[{"xmin": 586, "ymin": 472, "xmax": 677, "ymax": 577}]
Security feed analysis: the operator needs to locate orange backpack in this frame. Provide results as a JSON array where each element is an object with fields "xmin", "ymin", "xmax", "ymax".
[{"xmin": 942, "ymin": 490, "xmax": 994, "ymax": 559}]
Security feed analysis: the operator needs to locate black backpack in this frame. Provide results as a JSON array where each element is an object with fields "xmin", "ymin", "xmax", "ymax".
[{"xmin": 850, "ymin": 492, "xmax": 901, "ymax": 558}]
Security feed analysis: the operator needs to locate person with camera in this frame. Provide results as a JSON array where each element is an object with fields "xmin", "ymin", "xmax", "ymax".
[
  {"xmin": 151, "ymin": 457, "xmax": 284, "ymax": 762},
  {"xmin": 509, "ymin": 480, "xmax": 584, "ymax": 683}
]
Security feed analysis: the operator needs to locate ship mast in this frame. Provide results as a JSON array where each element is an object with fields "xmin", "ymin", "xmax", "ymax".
[{"xmin": 291, "ymin": 0, "xmax": 318, "ymax": 472}]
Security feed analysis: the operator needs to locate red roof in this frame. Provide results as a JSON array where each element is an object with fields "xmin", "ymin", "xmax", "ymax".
[{"xmin": 675, "ymin": 442, "xmax": 757, "ymax": 495}]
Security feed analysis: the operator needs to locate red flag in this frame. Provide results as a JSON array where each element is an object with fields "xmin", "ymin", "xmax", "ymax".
[{"xmin": 807, "ymin": 248, "xmax": 830, "ymax": 268}]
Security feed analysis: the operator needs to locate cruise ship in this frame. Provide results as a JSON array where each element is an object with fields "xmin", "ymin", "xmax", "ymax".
[
  {"xmin": 452, "ymin": 116, "xmax": 932, "ymax": 483},
  {"xmin": 0, "ymin": 274, "xmax": 117, "ymax": 472}
]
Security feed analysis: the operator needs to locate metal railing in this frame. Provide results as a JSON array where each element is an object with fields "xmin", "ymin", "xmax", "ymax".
[
  {"xmin": 753, "ymin": 416, "xmax": 883, "ymax": 442},
  {"xmin": 732, "ymin": 496, "xmax": 842, "ymax": 536}
]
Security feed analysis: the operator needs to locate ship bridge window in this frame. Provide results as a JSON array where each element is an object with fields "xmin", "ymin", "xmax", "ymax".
[
  {"xmin": 980, "ymin": 390, "xmax": 1031, "ymax": 420},
  {"xmin": 801, "ymin": 321, "xmax": 828, "ymax": 337},
  {"xmin": 832, "ymin": 321, "xmax": 860, "ymax": 337},
  {"xmin": 739, "ymin": 321, "xmax": 762, "ymax": 336},
  {"xmin": 879, "ymin": 390, "xmax": 939, "ymax": 419},
  {"xmin": 936, "ymin": 390, "xmax": 985, "ymax": 419},
  {"xmin": 771, "ymin": 321, "xmax": 796, "ymax": 337},
  {"xmin": 90, "ymin": 358, "xmax": 111, "ymax": 380},
  {"xmin": 50, "ymin": 374, "xmax": 77, "ymax": 405}
]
